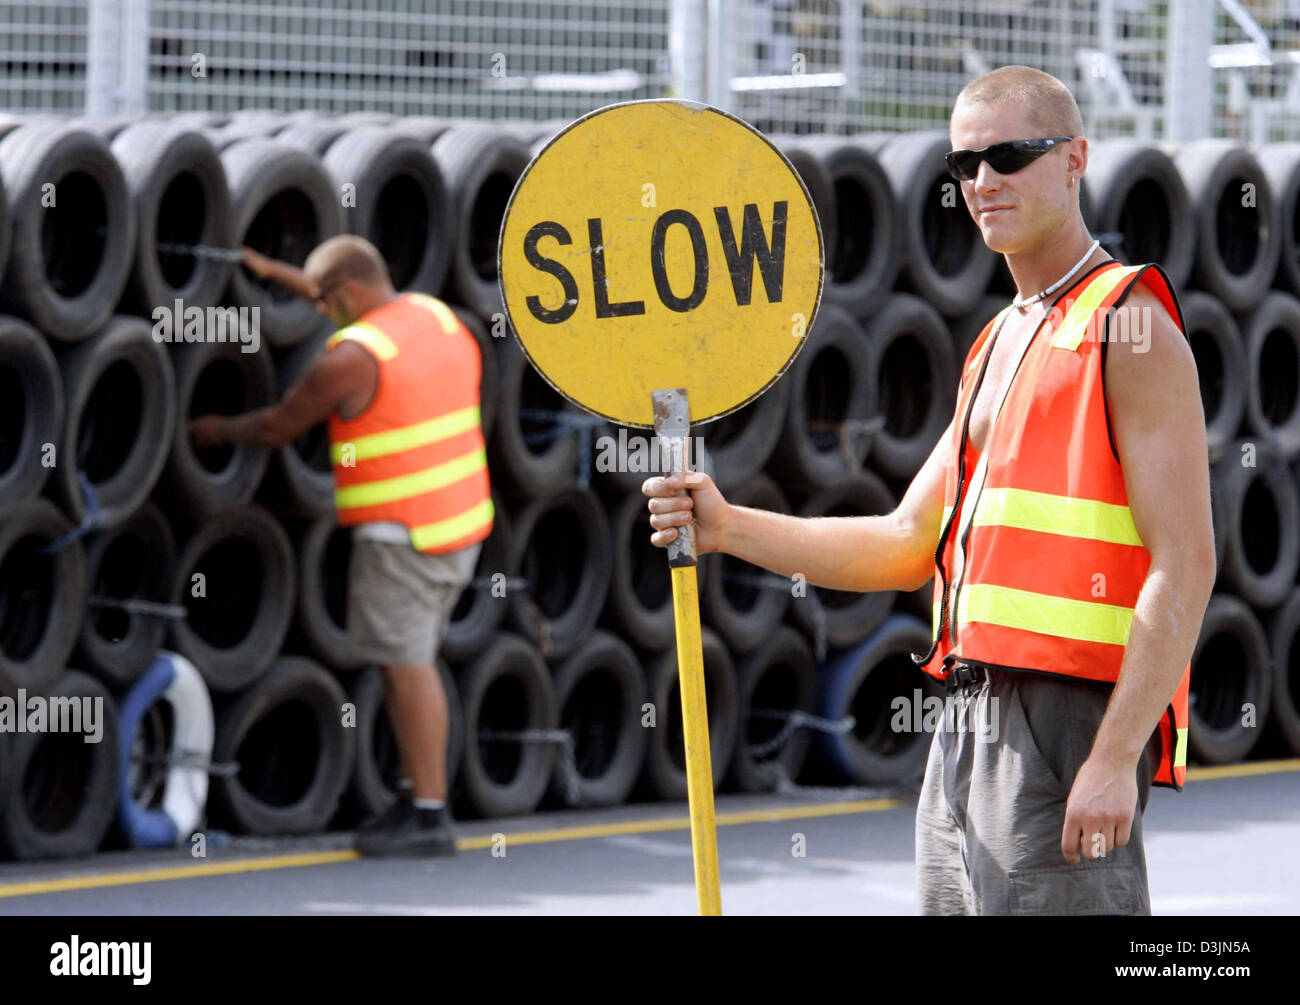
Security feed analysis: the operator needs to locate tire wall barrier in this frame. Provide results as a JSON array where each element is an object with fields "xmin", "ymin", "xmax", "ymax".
[{"xmin": 1, "ymin": 111, "xmax": 1296, "ymax": 861}]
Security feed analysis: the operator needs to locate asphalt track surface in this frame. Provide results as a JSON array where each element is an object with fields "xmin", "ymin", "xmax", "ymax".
[{"xmin": 0, "ymin": 760, "xmax": 1296, "ymax": 915}]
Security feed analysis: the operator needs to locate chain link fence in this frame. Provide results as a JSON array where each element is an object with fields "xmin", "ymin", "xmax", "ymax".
[{"xmin": 0, "ymin": 0, "xmax": 1299, "ymax": 141}]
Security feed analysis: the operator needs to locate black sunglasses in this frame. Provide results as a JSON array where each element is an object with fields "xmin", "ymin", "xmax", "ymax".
[{"xmin": 945, "ymin": 136, "xmax": 1072, "ymax": 181}]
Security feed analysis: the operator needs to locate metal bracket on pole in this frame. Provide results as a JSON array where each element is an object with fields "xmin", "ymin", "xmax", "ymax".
[{"xmin": 652, "ymin": 387, "xmax": 697, "ymax": 568}]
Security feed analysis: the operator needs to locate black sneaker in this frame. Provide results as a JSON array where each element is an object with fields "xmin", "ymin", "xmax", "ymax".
[{"xmin": 355, "ymin": 800, "xmax": 458, "ymax": 858}]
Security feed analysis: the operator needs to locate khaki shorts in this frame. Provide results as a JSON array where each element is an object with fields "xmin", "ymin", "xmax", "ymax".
[
  {"xmin": 347, "ymin": 536, "xmax": 481, "ymax": 666},
  {"xmin": 915, "ymin": 665, "xmax": 1162, "ymax": 916}
]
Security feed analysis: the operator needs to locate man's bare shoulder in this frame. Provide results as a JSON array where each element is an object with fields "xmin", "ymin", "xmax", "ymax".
[
  {"xmin": 1104, "ymin": 274, "xmax": 1201, "ymax": 426},
  {"xmin": 1107, "ymin": 276, "xmax": 1194, "ymax": 375}
]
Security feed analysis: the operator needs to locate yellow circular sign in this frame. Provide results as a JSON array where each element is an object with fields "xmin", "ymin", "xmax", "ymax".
[{"xmin": 498, "ymin": 99, "xmax": 824, "ymax": 428}]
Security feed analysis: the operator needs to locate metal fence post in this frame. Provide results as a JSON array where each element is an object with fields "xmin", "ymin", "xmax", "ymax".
[{"xmin": 1165, "ymin": 0, "xmax": 1214, "ymax": 141}]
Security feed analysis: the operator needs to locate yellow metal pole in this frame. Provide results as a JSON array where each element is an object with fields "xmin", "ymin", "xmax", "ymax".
[
  {"xmin": 652, "ymin": 386, "xmax": 722, "ymax": 916},
  {"xmin": 669, "ymin": 564, "xmax": 721, "ymax": 915}
]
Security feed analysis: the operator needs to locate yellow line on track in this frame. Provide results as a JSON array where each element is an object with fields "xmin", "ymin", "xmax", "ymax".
[
  {"xmin": 2, "ymin": 759, "xmax": 1297, "ymax": 901},
  {"xmin": 1184, "ymin": 757, "xmax": 1300, "ymax": 781},
  {"xmin": 0, "ymin": 798, "xmax": 903, "ymax": 899},
  {"xmin": 0, "ymin": 850, "xmax": 357, "ymax": 899}
]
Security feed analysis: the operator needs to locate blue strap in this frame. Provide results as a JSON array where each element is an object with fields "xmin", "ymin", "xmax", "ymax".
[
  {"xmin": 40, "ymin": 471, "xmax": 104, "ymax": 554},
  {"xmin": 520, "ymin": 408, "xmax": 606, "ymax": 488}
]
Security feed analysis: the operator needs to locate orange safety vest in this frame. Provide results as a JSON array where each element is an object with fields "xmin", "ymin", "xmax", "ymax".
[
  {"xmin": 326, "ymin": 292, "xmax": 494, "ymax": 554},
  {"xmin": 912, "ymin": 260, "xmax": 1191, "ymax": 790}
]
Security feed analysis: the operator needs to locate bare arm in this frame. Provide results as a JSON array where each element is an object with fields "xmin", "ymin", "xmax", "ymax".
[
  {"xmin": 242, "ymin": 246, "xmax": 318, "ymax": 302},
  {"xmin": 644, "ymin": 417, "xmax": 953, "ymax": 593},
  {"xmin": 1062, "ymin": 282, "xmax": 1216, "ymax": 862},
  {"xmin": 190, "ymin": 342, "xmax": 374, "ymax": 449}
]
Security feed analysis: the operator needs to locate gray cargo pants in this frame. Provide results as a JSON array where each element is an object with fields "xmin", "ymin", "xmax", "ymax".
[{"xmin": 915, "ymin": 664, "xmax": 1162, "ymax": 915}]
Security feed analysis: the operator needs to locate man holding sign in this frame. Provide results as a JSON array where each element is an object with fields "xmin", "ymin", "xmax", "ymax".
[{"xmin": 643, "ymin": 66, "xmax": 1214, "ymax": 915}]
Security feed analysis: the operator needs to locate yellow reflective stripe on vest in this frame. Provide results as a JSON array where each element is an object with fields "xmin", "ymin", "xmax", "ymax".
[
  {"xmin": 973, "ymin": 486, "xmax": 1144, "ymax": 546},
  {"xmin": 330, "ymin": 405, "xmax": 481, "ymax": 464},
  {"xmin": 1051, "ymin": 265, "xmax": 1143, "ymax": 351},
  {"xmin": 327, "ymin": 321, "xmax": 399, "ymax": 361},
  {"xmin": 1174, "ymin": 726, "xmax": 1188, "ymax": 769},
  {"xmin": 932, "ymin": 599, "xmax": 941, "ymax": 638},
  {"xmin": 407, "ymin": 292, "xmax": 461, "ymax": 333},
  {"xmin": 410, "ymin": 497, "xmax": 495, "ymax": 551},
  {"xmin": 956, "ymin": 582, "xmax": 1134, "ymax": 647},
  {"xmin": 335, "ymin": 446, "xmax": 487, "ymax": 510}
]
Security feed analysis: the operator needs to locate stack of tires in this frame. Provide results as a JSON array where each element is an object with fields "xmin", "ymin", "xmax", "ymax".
[{"xmin": 0, "ymin": 111, "xmax": 1293, "ymax": 864}]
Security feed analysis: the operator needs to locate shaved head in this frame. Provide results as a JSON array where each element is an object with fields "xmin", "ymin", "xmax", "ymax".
[
  {"xmin": 953, "ymin": 64, "xmax": 1083, "ymax": 140},
  {"xmin": 305, "ymin": 235, "xmax": 391, "ymax": 292}
]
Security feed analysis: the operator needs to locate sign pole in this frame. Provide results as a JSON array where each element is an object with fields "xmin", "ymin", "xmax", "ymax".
[
  {"xmin": 652, "ymin": 387, "xmax": 721, "ymax": 916},
  {"xmin": 498, "ymin": 97, "xmax": 824, "ymax": 916}
]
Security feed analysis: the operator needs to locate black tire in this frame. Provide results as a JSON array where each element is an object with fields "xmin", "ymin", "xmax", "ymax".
[
  {"xmin": 222, "ymin": 137, "xmax": 345, "ymax": 347},
  {"xmin": 639, "ymin": 627, "xmax": 739, "ymax": 800},
  {"xmin": 814, "ymin": 614, "xmax": 943, "ymax": 786},
  {"xmin": 1265, "ymin": 587, "xmax": 1300, "ymax": 756},
  {"xmin": 729, "ymin": 625, "xmax": 818, "ymax": 792},
  {"xmin": 693, "ymin": 377, "xmax": 788, "ymax": 493},
  {"xmin": 547, "ymin": 630, "xmax": 647, "ymax": 807},
  {"xmin": 432, "ymin": 126, "xmax": 530, "ymax": 314},
  {"xmin": 488, "ymin": 336, "xmax": 581, "ymax": 498},
  {"xmin": 1171, "ymin": 140, "xmax": 1279, "ymax": 314},
  {"xmin": 347, "ymin": 660, "xmax": 464, "ymax": 820},
  {"xmin": 261, "ymin": 330, "xmax": 334, "ymax": 520},
  {"xmin": 66, "ymin": 115, "xmax": 141, "ymax": 143},
  {"xmin": 209, "ymin": 655, "xmax": 354, "ymax": 834},
  {"xmin": 0, "ymin": 122, "xmax": 134, "ymax": 340},
  {"xmin": 157, "ymin": 339, "xmax": 275, "ymax": 517},
  {"xmin": 0, "ymin": 500, "xmax": 85, "ymax": 694},
  {"xmin": 874, "ymin": 130, "xmax": 996, "ymax": 317},
  {"xmin": 75, "ymin": 501, "xmax": 175, "ymax": 687},
  {"xmin": 457, "ymin": 632, "xmax": 556, "ymax": 818},
  {"xmin": 1189, "ymin": 593, "xmax": 1272, "ymax": 764},
  {"xmin": 166, "ymin": 112, "xmax": 230, "ymax": 130},
  {"xmin": 290, "ymin": 517, "xmax": 360, "ymax": 672},
  {"xmin": 323, "ymin": 127, "xmax": 452, "ymax": 295},
  {"xmin": 1213, "ymin": 438, "xmax": 1300, "ymax": 610},
  {"xmin": 275, "ymin": 119, "xmax": 352, "ymax": 157},
  {"xmin": 390, "ymin": 117, "xmax": 457, "ymax": 147},
  {"xmin": 768, "ymin": 303, "xmax": 877, "ymax": 490},
  {"xmin": 0, "ymin": 670, "xmax": 119, "ymax": 860},
  {"xmin": 452, "ymin": 306, "xmax": 499, "ymax": 445},
  {"xmin": 506, "ymin": 488, "xmax": 612, "ymax": 661},
  {"xmin": 51, "ymin": 316, "xmax": 176, "ymax": 527},
  {"xmin": 1256, "ymin": 142, "xmax": 1300, "ymax": 296},
  {"xmin": 111, "ymin": 121, "xmax": 234, "ymax": 314},
  {"xmin": 700, "ymin": 474, "xmax": 792, "ymax": 655},
  {"xmin": 168, "ymin": 504, "xmax": 296, "ymax": 692},
  {"xmin": 601, "ymin": 488, "xmax": 677, "ymax": 652},
  {"xmin": 770, "ymin": 137, "xmax": 838, "ymax": 284},
  {"xmin": 441, "ymin": 493, "xmax": 512, "ymax": 663},
  {"xmin": 0, "ymin": 315, "xmax": 62, "ymax": 520},
  {"xmin": 864, "ymin": 293, "xmax": 957, "ymax": 480},
  {"xmin": 1181, "ymin": 291, "xmax": 1247, "ymax": 463},
  {"xmin": 798, "ymin": 472, "xmax": 897, "ymax": 648},
  {"xmin": 799, "ymin": 136, "xmax": 900, "ymax": 315},
  {"xmin": 1084, "ymin": 139, "xmax": 1195, "ymax": 291},
  {"xmin": 949, "ymin": 294, "xmax": 1007, "ymax": 364},
  {"xmin": 1240, "ymin": 292, "xmax": 1300, "ymax": 463}
]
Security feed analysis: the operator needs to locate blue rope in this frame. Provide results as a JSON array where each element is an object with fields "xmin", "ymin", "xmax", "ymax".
[
  {"xmin": 519, "ymin": 408, "xmax": 606, "ymax": 488},
  {"xmin": 40, "ymin": 471, "xmax": 104, "ymax": 554}
]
